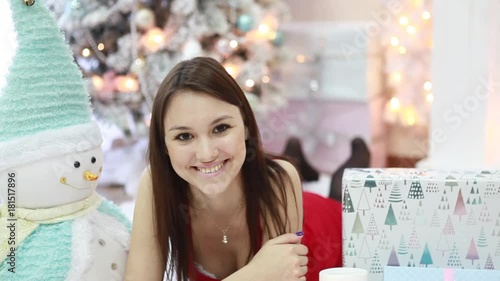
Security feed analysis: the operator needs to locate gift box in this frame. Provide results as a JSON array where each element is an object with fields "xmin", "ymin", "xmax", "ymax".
[
  {"xmin": 342, "ymin": 169, "xmax": 500, "ymax": 281},
  {"xmin": 384, "ymin": 266, "xmax": 500, "ymax": 281}
]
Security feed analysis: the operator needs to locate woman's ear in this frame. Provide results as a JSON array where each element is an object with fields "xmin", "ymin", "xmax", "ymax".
[{"xmin": 245, "ymin": 127, "xmax": 249, "ymax": 140}]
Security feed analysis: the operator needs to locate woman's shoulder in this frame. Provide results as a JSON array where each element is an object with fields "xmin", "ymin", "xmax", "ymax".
[
  {"xmin": 139, "ymin": 166, "xmax": 152, "ymax": 187},
  {"xmin": 272, "ymin": 159, "xmax": 301, "ymax": 189},
  {"xmin": 270, "ymin": 158, "xmax": 304, "ymax": 233}
]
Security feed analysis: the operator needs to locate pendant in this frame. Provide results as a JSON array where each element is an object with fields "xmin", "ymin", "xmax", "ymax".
[{"xmin": 222, "ymin": 234, "xmax": 228, "ymax": 244}]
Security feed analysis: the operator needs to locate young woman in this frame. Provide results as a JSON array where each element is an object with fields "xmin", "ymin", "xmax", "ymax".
[{"xmin": 125, "ymin": 57, "xmax": 342, "ymax": 281}]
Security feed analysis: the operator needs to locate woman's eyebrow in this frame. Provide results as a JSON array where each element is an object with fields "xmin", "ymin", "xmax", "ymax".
[{"xmin": 168, "ymin": 115, "xmax": 234, "ymax": 132}]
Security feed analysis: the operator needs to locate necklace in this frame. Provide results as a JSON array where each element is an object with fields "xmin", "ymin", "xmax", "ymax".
[{"xmin": 202, "ymin": 200, "xmax": 244, "ymax": 244}]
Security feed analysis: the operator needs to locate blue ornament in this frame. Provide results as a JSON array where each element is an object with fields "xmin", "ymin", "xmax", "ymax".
[
  {"xmin": 272, "ymin": 30, "xmax": 284, "ymax": 47},
  {"xmin": 237, "ymin": 14, "xmax": 253, "ymax": 32}
]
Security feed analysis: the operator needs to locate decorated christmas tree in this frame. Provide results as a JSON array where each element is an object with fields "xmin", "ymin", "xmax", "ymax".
[
  {"xmin": 478, "ymin": 226, "xmax": 488, "ymax": 248},
  {"xmin": 426, "ymin": 177, "xmax": 439, "ymax": 193},
  {"xmin": 364, "ymin": 174, "xmax": 377, "ymax": 193},
  {"xmin": 47, "ymin": 0, "xmax": 291, "ymax": 137},
  {"xmin": 388, "ymin": 181, "xmax": 403, "ymax": 203},
  {"xmin": 484, "ymin": 253, "xmax": 495, "ymax": 270},
  {"xmin": 447, "ymin": 242, "xmax": 463, "ymax": 268},
  {"xmin": 369, "ymin": 250, "xmax": 384, "ymax": 274},
  {"xmin": 398, "ymin": 234, "xmax": 409, "ymax": 255},
  {"xmin": 366, "ymin": 213, "xmax": 380, "ymax": 241},
  {"xmin": 407, "ymin": 178, "xmax": 424, "ymax": 199},
  {"xmin": 442, "ymin": 215, "xmax": 455, "ymax": 236},
  {"xmin": 343, "ymin": 186, "xmax": 355, "ymax": 213}
]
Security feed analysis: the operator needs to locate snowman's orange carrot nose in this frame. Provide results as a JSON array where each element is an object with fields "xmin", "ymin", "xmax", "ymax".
[{"xmin": 84, "ymin": 171, "xmax": 99, "ymax": 181}]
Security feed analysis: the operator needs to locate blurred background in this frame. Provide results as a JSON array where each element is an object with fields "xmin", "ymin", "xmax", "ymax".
[{"xmin": 43, "ymin": 0, "xmax": 500, "ymax": 210}]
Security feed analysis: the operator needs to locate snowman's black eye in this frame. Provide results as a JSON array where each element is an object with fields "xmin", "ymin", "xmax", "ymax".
[
  {"xmin": 74, "ymin": 161, "xmax": 80, "ymax": 168},
  {"xmin": 91, "ymin": 157, "xmax": 96, "ymax": 164}
]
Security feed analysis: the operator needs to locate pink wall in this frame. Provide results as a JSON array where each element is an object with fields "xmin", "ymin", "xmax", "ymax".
[{"xmin": 257, "ymin": 99, "xmax": 372, "ymax": 174}]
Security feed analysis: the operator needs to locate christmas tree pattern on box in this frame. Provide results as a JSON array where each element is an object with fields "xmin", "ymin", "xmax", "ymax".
[{"xmin": 342, "ymin": 169, "xmax": 500, "ymax": 281}]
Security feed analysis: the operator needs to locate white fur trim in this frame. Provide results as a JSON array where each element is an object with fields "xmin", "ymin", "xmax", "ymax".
[
  {"xmin": 92, "ymin": 211, "xmax": 131, "ymax": 250},
  {"xmin": 0, "ymin": 0, "xmax": 17, "ymax": 95},
  {"xmin": 0, "ymin": 122, "xmax": 102, "ymax": 172},
  {"xmin": 65, "ymin": 210, "xmax": 130, "ymax": 281},
  {"xmin": 66, "ymin": 215, "xmax": 93, "ymax": 281}
]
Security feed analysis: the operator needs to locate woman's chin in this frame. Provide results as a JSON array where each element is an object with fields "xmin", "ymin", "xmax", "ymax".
[{"xmin": 197, "ymin": 182, "xmax": 229, "ymax": 198}]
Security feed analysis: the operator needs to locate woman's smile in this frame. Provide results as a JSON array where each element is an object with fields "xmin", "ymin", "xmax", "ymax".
[{"xmin": 194, "ymin": 160, "xmax": 228, "ymax": 177}]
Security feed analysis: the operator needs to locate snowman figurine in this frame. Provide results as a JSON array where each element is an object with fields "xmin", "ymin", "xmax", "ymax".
[{"xmin": 0, "ymin": 0, "xmax": 130, "ymax": 280}]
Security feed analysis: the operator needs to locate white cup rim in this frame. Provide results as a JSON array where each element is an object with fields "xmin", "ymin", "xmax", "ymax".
[{"xmin": 319, "ymin": 267, "xmax": 368, "ymax": 276}]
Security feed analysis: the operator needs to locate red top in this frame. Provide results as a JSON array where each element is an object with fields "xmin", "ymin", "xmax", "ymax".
[{"xmin": 190, "ymin": 192, "xmax": 343, "ymax": 281}]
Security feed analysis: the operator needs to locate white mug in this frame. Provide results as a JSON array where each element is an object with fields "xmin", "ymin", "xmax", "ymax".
[{"xmin": 319, "ymin": 267, "xmax": 368, "ymax": 281}]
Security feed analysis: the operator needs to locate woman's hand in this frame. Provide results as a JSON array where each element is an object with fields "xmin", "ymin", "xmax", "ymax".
[{"xmin": 248, "ymin": 233, "xmax": 308, "ymax": 281}]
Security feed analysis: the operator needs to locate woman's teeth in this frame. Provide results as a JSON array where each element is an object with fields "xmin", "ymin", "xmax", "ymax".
[{"xmin": 198, "ymin": 162, "xmax": 224, "ymax": 174}]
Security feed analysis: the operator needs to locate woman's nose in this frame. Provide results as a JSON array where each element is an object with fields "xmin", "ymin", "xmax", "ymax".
[{"xmin": 196, "ymin": 138, "xmax": 219, "ymax": 162}]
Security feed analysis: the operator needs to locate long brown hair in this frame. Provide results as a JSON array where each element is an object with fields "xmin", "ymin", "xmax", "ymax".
[{"xmin": 148, "ymin": 57, "xmax": 295, "ymax": 281}]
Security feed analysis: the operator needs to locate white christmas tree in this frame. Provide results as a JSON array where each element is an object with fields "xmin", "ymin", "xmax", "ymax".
[
  {"xmin": 48, "ymin": 0, "xmax": 291, "ymax": 136},
  {"xmin": 436, "ymin": 232, "xmax": 450, "ymax": 257},
  {"xmin": 357, "ymin": 188, "xmax": 371, "ymax": 216}
]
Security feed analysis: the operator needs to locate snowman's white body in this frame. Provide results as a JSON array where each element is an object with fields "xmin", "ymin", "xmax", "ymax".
[
  {"xmin": 0, "ymin": 1, "xmax": 131, "ymax": 280},
  {"xmin": 0, "ymin": 144, "xmax": 131, "ymax": 281}
]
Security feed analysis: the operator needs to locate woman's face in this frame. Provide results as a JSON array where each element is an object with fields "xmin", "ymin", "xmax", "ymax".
[{"xmin": 164, "ymin": 90, "xmax": 247, "ymax": 197}]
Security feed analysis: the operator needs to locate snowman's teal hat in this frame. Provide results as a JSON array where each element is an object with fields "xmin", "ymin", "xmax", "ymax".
[{"xmin": 0, "ymin": 0, "xmax": 102, "ymax": 172}]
